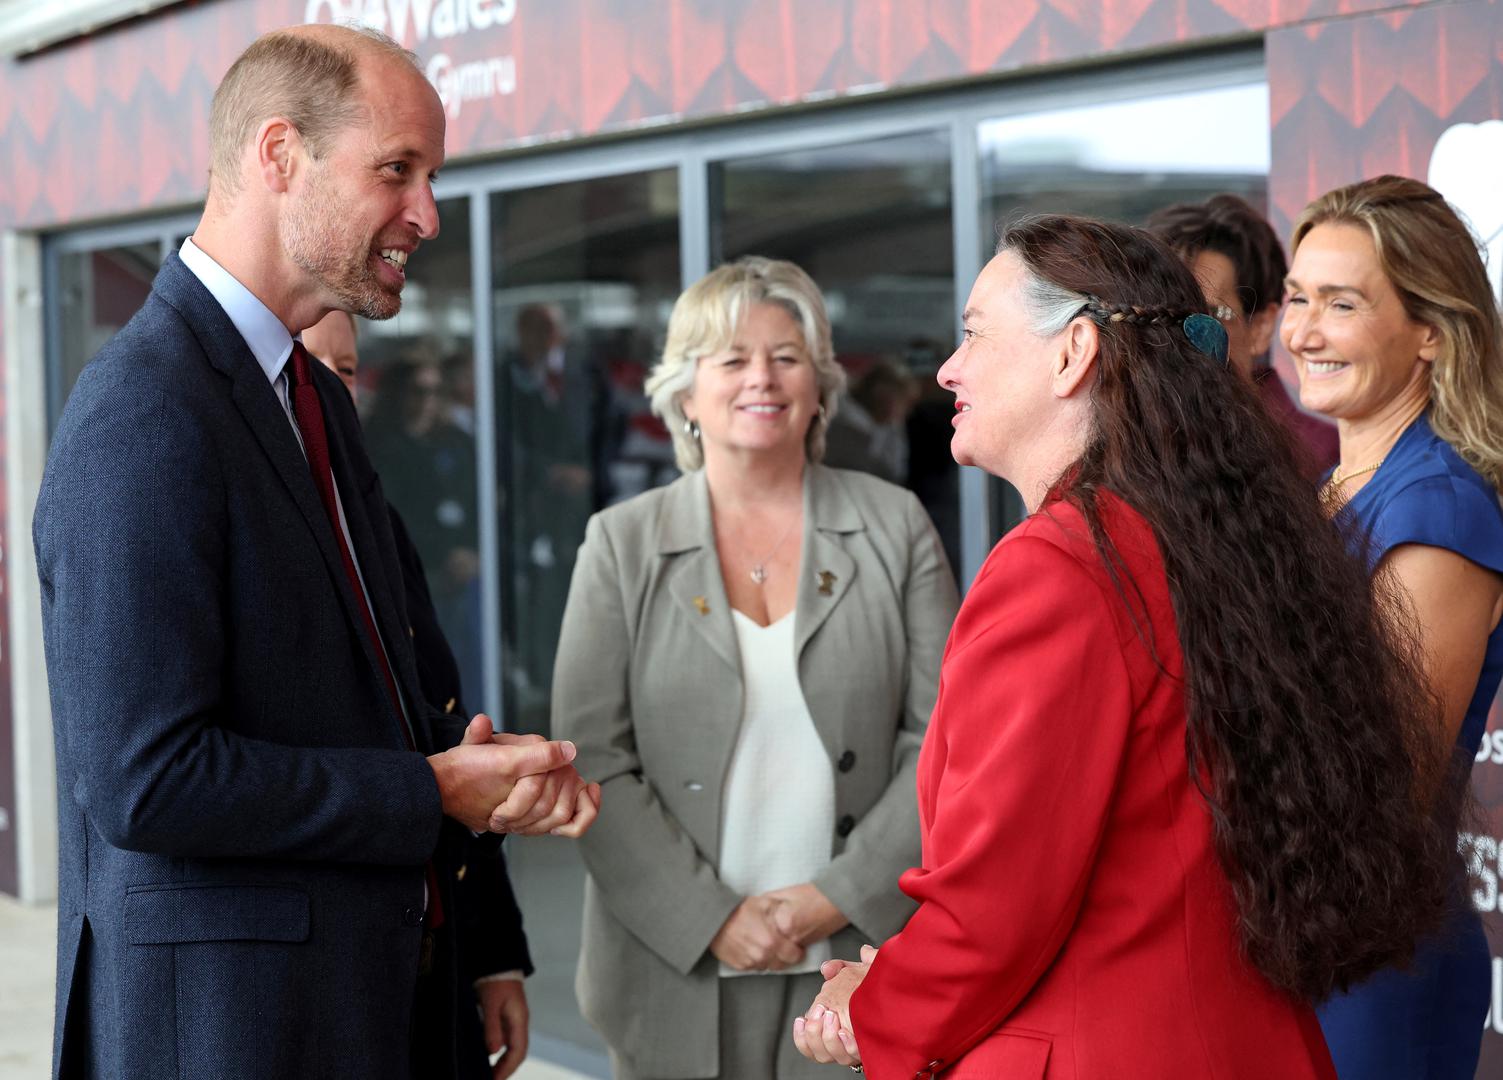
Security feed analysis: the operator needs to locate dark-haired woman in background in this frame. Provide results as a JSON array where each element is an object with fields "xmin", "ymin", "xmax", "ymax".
[
  {"xmin": 1285, "ymin": 175, "xmax": 1503, "ymax": 1080},
  {"xmin": 792, "ymin": 215, "xmax": 1459, "ymax": 1079},
  {"xmin": 1149, "ymin": 193, "xmax": 1338, "ymax": 480}
]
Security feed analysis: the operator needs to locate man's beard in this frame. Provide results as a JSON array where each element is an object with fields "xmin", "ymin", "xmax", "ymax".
[{"xmin": 283, "ymin": 168, "xmax": 401, "ymax": 321}]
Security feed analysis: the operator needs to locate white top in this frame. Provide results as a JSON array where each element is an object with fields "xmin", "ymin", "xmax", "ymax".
[{"xmin": 718, "ymin": 609, "xmax": 836, "ymax": 977}]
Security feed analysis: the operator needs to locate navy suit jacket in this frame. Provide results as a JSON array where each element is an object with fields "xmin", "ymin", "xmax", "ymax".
[{"xmin": 35, "ymin": 253, "xmax": 475, "ymax": 1079}]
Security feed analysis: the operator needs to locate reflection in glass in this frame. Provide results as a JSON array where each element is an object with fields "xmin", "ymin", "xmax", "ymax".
[
  {"xmin": 490, "ymin": 170, "xmax": 680, "ymax": 1063},
  {"xmin": 54, "ymin": 243, "xmax": 161, "ymax": 424},
  {"xmin": 355, "ymin": 196, "xmax": 483, "ymax": 715},
  {"xmin": 713, "ymin": 131, "xmax": 960, "ymax": 575},
  {"xmin": 977, "ymin": 81, "xmax": 1270, "ymax": 539},
  {"xmin": 979, "ymin": 82, "xmax": 1270, "ymax": 238},
  {"xmin": 492, "ymin": 169, "xmax": 681, "ymax": 736}
]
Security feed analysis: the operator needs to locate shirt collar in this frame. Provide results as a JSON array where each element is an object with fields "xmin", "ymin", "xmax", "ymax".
[{"xmin": 178, "ymin": 237, "xmax": 296, "ymax": 388}]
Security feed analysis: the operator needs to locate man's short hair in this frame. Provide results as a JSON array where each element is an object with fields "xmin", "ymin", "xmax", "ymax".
[
  {"xmin": 1146, "ymin": 194, "xmax": 1288, "ymax": 317},
  {"xmin": 208, "ymin": 26, "xmax": 418, "ymax": 193}
]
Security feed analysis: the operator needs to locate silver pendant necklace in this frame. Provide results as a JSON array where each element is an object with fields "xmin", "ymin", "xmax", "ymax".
[{"xmin": 748, "ymin": 513, "xmax": 800, "ymax": 585}]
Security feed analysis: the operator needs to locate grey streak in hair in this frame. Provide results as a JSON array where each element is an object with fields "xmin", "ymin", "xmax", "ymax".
[{"xmin": 1003, "ymin": 242, "xmax": 1088, "ymax": 337}]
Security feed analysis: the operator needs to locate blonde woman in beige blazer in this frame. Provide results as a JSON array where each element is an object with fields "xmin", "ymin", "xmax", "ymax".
[{"xmin": 553, "ymin": 257, "xmax": 958, "ymax": 1079}]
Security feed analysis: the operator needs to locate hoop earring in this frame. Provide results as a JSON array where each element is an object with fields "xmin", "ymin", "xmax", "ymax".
[{"xmin": 684, "ymin": 418, "xmax": 701, "ymax": 442}]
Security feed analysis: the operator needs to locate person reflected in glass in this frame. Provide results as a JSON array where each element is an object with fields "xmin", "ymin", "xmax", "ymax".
[
  {"xmin": 1148, "ymin": 193, "xmax": 1338, "ymax": 480},
  {"xmin": 500, "ymin": 302, "xmax": 613, "ymax": 727},
  {"xmin": 365, "ymin": 356, "xmax": 480, "ymax": 585},
  {"xmin": 822, "ymin": 359, "xmax": 919, "ymax": 486},
  {"xmin": 554, "ymin": 256, "xmax": 959, "ymax": 1078},
  {"xmin": 900, "ymin": 336, "xmax": 964, "ymax": 576},
  {"xmin": 365, "ymin": 355, "xmax": 483, "ymax": 700},
  {"xmin": 793, "ymin": 216, "xmax": 1461, "ymax": 1078},
  {"xmin": 1283, "ymin": 175, "xmax": 1503, "ymax": 1080}
]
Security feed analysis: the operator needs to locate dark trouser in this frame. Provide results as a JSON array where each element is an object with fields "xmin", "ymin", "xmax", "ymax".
[{"xmin": 411, "ymin": 925, "xmax": 466, "ymax": 1080}]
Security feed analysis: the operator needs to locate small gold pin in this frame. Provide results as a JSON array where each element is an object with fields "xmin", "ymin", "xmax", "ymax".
[
  {"xmin": 456, "ymin": 863, "xmax": 468, "ymax": 881},
  {"xmin": 817, "ymin": 570, "xmax": 837, "ymax": 596},
  {"xmin": 693, "ymin": 596, "xmax": 710, "ymax": 615},
  {"xmin": 444, "ymin": 697, "xmax": 457, "ymax": 714}
]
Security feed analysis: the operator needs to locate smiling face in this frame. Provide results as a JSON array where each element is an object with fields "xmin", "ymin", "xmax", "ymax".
[
  {"xmin": 282, "ymin": 51, "xmax": 445, "ymax": 320},
  {"xmin": 681, "ymin": 301, "xmax": 820, "ymax": 467},
  {"xmin": 936, "ymin": 251, "xmax": 1070, "ymax": 479},
  {"xmin": 1281, "ymin": 222, "xmax": 1437, "ymax": 422}
]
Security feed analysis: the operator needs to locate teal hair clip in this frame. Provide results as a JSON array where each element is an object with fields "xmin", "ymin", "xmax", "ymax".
[{"xmin": 1182, "ymin": 313, "xmax": 1229, "ymax": 366}]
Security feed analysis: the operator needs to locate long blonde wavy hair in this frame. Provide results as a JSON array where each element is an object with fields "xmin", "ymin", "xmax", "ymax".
[{"xmin": 1291, "ymin": 175, "xmax": 1503, "ymax": 494}]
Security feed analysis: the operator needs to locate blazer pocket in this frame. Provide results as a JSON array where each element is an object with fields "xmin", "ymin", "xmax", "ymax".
[
  {"xmin": 124, "ymin": 883, "xmax": 310, "ymax": 945},
  {"xmin": 948, "ymin": 1030, "xmax": 1051, "ymax": 1079}
]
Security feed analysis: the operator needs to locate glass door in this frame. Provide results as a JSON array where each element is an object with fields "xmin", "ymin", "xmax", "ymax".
[
  {"xmin": 711, "ymin": 130, "xmax": 961, "ymax": 576},
  {"xmin": 489, "ymin": 166, "xmax": 682, "ymax": 1064}
]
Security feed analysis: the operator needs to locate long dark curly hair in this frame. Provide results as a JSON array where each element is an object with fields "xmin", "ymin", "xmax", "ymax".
[{"xmin": 1000, "ymin": 215, "xmax": 1462, "ymax": 1002}]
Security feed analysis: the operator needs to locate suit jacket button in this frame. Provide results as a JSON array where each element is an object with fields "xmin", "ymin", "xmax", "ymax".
[
  {"xmin": 837, "ymin": 750, "xmax": 856, "ymax": 772},
  {"xmin": 836, "ymin": 814, "xmax": 856, "ymax": 838},
  {"xmin": 402, "ymin": 907, "xmax": 423, "ymax": 927},
  {"xmin": 685, "ymin": 781, "xmax": 704, "ymax": 792}
]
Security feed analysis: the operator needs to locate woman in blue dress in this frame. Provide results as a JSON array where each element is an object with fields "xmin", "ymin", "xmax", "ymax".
[{"xmin": 1283, "ymin": 174, "xmax": 1503, "ymax": 1079}]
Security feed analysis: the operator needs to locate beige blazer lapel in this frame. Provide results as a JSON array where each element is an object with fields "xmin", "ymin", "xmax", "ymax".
[
  {"xmin": 658, "ymin": 469, "xmax": 741, "ymax": 676},
  {"xmin": 795, "ymin": 464, "xmax": 861, "ymax": 663}
]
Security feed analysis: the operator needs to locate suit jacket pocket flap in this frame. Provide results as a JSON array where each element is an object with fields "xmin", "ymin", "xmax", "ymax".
[
  {"xmin": 125, "ymin": 884, "xmax": 310, "ymax": 944},
  {"xmin": 950, "ymin": 1031, "xmax": 1052, "ymax": 1079}
]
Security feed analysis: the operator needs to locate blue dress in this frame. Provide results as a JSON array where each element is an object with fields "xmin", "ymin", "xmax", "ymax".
[{"xmin": 1317, "ymin": 412, "xmax": 1503, "ymax": 1079}]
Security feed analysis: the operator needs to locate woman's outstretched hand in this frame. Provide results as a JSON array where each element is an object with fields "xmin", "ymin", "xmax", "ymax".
[{"xmin": 793, "ymin": 945, "xmax": 876, "ymax": 1068}]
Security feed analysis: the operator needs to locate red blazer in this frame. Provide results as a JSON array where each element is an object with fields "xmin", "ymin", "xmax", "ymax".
[{"xmin": 850, "ymin": 491, "xmax": 1336, "ymax": 1080}]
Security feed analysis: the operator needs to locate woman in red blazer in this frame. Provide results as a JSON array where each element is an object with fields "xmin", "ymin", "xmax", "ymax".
[{"xmin": 792, "ymin": 216, "xmax": 1463, "ymax": 1079}]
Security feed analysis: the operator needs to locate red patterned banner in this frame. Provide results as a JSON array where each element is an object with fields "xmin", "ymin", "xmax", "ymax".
[{"xmin": 0, "ymin": 0, "xmax": 1428, "ymax": 229}]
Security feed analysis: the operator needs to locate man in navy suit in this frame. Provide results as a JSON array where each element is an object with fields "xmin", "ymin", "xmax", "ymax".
[{"xmin": 34, "ymin": 24, "xmax": 598, "ymax": 1079}]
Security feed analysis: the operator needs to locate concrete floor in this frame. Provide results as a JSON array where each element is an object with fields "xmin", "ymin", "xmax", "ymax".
[
  {"xmin": 0, "ymin": 896, "xmax": 593, "ymax": 1080},
  {"xmin": 0, "ymin": 897, "xmax": 52, "ymax": 1078}
]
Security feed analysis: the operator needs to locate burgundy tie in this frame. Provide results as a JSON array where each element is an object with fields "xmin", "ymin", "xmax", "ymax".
[{"xmin": 288, "ymin": 342, "xmax": 445, "ymax": 927}]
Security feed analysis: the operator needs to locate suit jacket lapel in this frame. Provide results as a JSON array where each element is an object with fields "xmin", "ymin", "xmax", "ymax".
[
  {"xmin": 156, "ymin": 258, "xmax": 356, "ymax": 603},
  {"xmin": 659, "ymin": 471, "xmax": 741, "ymax": 677},
  {"xmin": 794, "ymin": 465, "xmax": 860, "ymax": 661},
  {"xmin": 153, "ymin": 255, "xmax": 410, "ymax": 741}
]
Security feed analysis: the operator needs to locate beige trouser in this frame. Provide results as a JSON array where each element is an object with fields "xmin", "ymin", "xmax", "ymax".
[{"xmin": 610, "ymin": 970, "xmax": 831, "ymax": 1080}]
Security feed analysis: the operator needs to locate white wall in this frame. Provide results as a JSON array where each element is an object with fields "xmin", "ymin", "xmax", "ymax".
[{"xmin": 4, "ymin": 231, "xmax": 57, "ymax": 903}]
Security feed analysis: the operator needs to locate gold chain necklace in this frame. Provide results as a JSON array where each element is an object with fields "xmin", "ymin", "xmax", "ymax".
[{"xmin": 1320, "ymin": 459, "xmax": 1385, "ymax": 509}]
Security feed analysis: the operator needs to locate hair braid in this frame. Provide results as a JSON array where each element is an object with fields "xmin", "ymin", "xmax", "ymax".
[{"xmin": 1081, "ymin": 296, "xmax": 1192, "ymax": 326}]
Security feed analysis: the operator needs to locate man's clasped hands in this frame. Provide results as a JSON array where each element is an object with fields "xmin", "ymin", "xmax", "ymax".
[{"xmin": 427, "ymin": 715, "xmax": 601, "ymax": 837}]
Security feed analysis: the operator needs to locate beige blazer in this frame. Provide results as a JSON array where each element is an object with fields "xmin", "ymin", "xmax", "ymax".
[{"xmin": 555, "ymin": 464, "xmax": 958, "ymax": 1078}]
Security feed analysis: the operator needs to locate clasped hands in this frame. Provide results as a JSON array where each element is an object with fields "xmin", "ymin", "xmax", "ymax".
[
  {"xmin": 710, "ymin": 883, "xmax": 849, "ymax": 972},
  {"xmin": 792, "ymin": 944, "xmax": 875, "ymax": 1070},
  {"xmin": 428, "ymin": 715, "xmax": 601, "ymax": 837}
]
